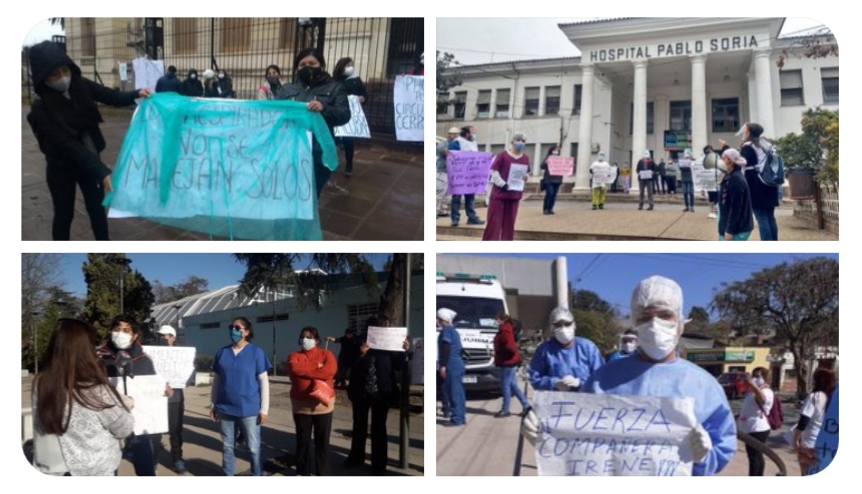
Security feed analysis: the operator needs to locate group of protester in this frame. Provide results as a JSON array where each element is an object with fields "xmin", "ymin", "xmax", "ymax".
[
  {"xmin": 437, "ymin": 275, "xmax": 836, "ymax": 476},
  {"xmin": 27, "ymin": 40, "xmax": 368, "ymax": 240},
  {"xmin": 31, "ymin": 313, "xmax": 410, "ymax": 476},
  {"xmin": 436, "ymin": 122, "xmax": 782, "ymax": 241}
]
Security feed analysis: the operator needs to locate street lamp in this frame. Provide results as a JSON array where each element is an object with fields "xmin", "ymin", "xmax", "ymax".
[{"xmin": 112, "ymin": 257, "xmax": 133, "ymax": 314}]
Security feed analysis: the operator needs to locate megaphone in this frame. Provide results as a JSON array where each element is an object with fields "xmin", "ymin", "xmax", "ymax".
[{"xmin": 703, "ymin": 152, "xmax": 719, "ymax": 170}]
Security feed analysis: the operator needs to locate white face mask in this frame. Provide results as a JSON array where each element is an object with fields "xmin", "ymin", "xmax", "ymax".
[
  {"xmin": 190, "ymin": 73, "xmax": 197, "ymax": 79},
  {"xmin": 636, "ymin": 317, "xmax": 678, "ymax": 360},
  {"xmin": 622, "ymin": 342, "xmax": 637, "ymax": 353},
  {"xmin": 554, "ymin": 324, "xmax": 575, "ymax": 344},
  {"xmin": 301, "ymin": 337, "xmax": 316, "ymax": 351},
  {"xmin": 46, "ymin": 76, "xmax": 71, "ymax": 93},
  {"xmin": 752, "ymin": 377, "xmax": 765, "ymax": 388},
  {"xmin": 111, "ymin": 331, "xmax": 133, "ymax": 350},
  {"xmin": 344, "ymin": 66, "xmax": 355, "ymax": 76},
  {"xmin": 218, "ymin": 73, "xmax": 225, "ymax": 79}
]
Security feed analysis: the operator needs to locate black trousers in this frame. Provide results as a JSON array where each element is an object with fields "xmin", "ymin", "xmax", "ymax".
[
  {"xmin": 746, "ymin": 430, "xmax": 771, "ymax": 476},
  {"xmin": 343, "ymin": 137, "xmax": 355, "ymax": 173},
  {"xmin": 293, "ymin": 412, "xmax": 333, "ymax": 476},
  {"xmin": 348, "ymin": 396, "xmax": 390, "ymax": 474},
  {"xmin": 46, "ymin": 163, "xmax": 109, "ymax": 240},
  {"xmin": 167, "ymin": 394, "xmax": 185, "ymax": 462}
]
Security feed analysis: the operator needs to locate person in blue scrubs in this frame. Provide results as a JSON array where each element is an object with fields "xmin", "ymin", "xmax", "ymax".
[
  {"xmin": 437, "ymin": 308, "xmax": 466, "ymax": 426},
  {"xmin": 527, "ymin": 307, "xmax": 605, "ymax": 392},
  {"xmin": 606, "ymin": 329, "xmax": 638, "ymax": 361},
  {"xmin": 583, "ymin": 275, "xmax": 737, "ymax": 476},
  {"xmin": 210, "ymin": 317, "xmax": 272, "ymax": 476}
]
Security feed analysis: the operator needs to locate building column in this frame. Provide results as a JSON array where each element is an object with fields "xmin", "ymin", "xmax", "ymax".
[
  {"xmin": 538, "ymin": 86, "xmax": 547, "ymax": 117},
  {"xmin": 489, "ymin": 89, "xmax": 497, "ymax": 119},
  {"xmin": 532, "ymin": 143, "xmax": 542, "ymax": 176},
  {"xmin": 575, "ymin": 65, "xmax": 595, "ymax": 190},
  {"xmin": 753, "ymin": 48, "xmax": 775, "ymax": 136},
  {"xmin": 631, "ymin": 60, "xmax": 648, "ymax": 192},
  {"xmin": 746, "ymin": 71, "xmax": 758, "ymax": 126},
  {"xmin": 691, "ymin": 54, "xmax": 708, "ymax": 156}
]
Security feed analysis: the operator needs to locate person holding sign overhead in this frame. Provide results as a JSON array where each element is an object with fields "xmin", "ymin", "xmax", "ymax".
[
  {"xmin": 582, "ymin": 276, "xmax": 737, "ymax": 476},
  {"xmin": 539, "ymin": 146, "xmax": 564, "ymax": 215},
  {"xmin": 482, "ymin": 132, "xmax": 530, "ymax": 241},
  {"xmin": 277, "ymin": 48, "xmax": 351, "ymax": 198},
  {"xmin": 636, "ymin": 150, "xmax": 656, "ymax": 210},
  {"xmin": 333, "ymin": 57, "xmax": 369, "ymax": 177}
]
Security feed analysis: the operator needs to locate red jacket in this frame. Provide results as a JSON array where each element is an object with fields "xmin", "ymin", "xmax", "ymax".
[
  {"xmin": 494, "ymin": 321, "xmax": 521, "ymax": 367},
  {"xmin": 287, "ymin": 346, "xmax": 337, "ymax": 401}
]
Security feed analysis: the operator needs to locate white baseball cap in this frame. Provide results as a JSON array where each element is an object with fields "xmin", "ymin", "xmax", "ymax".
[{"xmin": 157, "ymin": 325, "xmax": 176, "ymax": 337}]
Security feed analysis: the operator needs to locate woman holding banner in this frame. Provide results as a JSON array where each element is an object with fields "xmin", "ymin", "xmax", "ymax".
[
  {"xmin": 277, "ymin": 49, "xmax": 351, "ymax": 198},
  {"xmin": 334, "ymin": 57, "xmax": 369, "ymax": 177},
  {"xmin": 482, "ymin": 132, "xmax": 530, "ymax": 241},
  {"xmin": 539, "ymin": 146, "xmax": 563, "ymax": 215},
  {"xmin": 26, "ymin": 40, "xmax": 151, "ymax": 241}
]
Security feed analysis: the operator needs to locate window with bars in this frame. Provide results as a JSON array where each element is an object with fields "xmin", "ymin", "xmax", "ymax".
[
  {"xmin": 569, "ymin": 143, "xmax": 579, "ymax": 173},
  {"xmin": 347, "ymin": 303, "xmax": 378, "ymax": 333},
  {"xmin": 629, "ymin": 102, "xmax": 655, "ymax": 134},
  {"xmin": 780, "ymin": 70, "xmax": 804, "ymax": 106},
  {"xmin": 669, "ymin": 101, "xmax": 692, "ymax": 132},
  {"xmin": 173, "ymin": 18, "xmax": 197, "ymax": 55},
  {"xmin": 712, "ymin": 98, "xmax": 740, "ymax": 133},
  {"xmin": 572, "ymin": 84, "xmax": 582, "ymax": 115},
  {"xmin": 821, "ymin": 67, "xmax": 838, "ymax": 104},
  {"xmin": 524, "ymin": 87, "xmax": 540, "ymax": 116},
  {"xmin": 279, "ymin": 18, "xmax": 297, "ymax": 50},
  {"xmin": 495, "ymin": 88, "xmax": 510, "ymax": 118},
  {"xmin": 81, "ymin": 18, "xmax": 96, "ymax": 57},
  {"xmin": 476, "ymin": 90, "xmax": 491, "ymax": 119},
  {"xmin": 545, "ymin": 86, "xmax": 561, "ymax": 116},
  {"xmin": 454, "ymin": 91, "xmax": 467, "ymax": 119},
  {"xmin": 220, "ymin": 18, "xmax": 251, "ymax": 53}
]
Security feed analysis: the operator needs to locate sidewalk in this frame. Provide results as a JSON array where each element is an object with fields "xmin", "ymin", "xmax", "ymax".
[
  {"xmin": 21, "ymin": 375, "xmax": 424, "ymax": 476},
  {"xmin": 21, "ymin": 108, "xmax": 423, "ymax": 241},
  {"xmin": 437, "ymin": 197, "xmax": 838, "ymax": 241}
]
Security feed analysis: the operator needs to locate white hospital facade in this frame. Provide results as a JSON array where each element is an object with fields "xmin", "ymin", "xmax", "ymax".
[{"xmin": 436, "ymin": 18, "xmax": 839, "ymax": 191}]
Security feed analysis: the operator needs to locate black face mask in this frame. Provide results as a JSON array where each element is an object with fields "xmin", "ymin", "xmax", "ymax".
[{"xmin": 297, "ymin": 66, "xmax": 322, "ymax": 85}]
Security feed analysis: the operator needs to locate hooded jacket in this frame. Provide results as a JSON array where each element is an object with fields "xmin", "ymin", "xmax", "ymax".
[
  {"xmin": 742, "ymin": 139, "xmax": 780, "ymax": 210},
  {"xmin": 215, "ymin": 70, "xmax": 235, "ymax": 98},
  {"xmin": 27, "ymin": 41, "xmax": 140, "ymax": 182},
  {"xmin": 182, "ymin": 69, "xmax": 204, "ymax": 97},
  {"xmin": 155, "ymin": 70, "xmax": 183, "ymax": 93}
]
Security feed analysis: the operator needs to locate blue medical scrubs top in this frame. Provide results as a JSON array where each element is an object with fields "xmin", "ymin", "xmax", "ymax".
[
  {"xmin": 212, "ymin": 343, "xmax": 273, "ymax": 417},
  {"xmin": 437, "ymin": 326, "xmax": 465, "ymax": 372},
  {"xmin": 583, "ymin": 355, "xmax": 737, "ymax": 476},
  {"xmin": 529, "ymin": 337, "xmax": 604, "ymax": 390}
]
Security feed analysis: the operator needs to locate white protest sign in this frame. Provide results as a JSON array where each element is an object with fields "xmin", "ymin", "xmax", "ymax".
[
  {"xmin": 638, "ymin": 170, "xmax": 654, "ymax": 180},
  {"xmin": 367, "ymin": 326, "xmax": 408, "ymax": 352},
  {"xmin": 110, "ymin": 375, "xmax": 169, "ymax": 435},
  {"xmin": 591, "ymin": 164, "xmax": 617, "ymax": 185},
  {"xmin": 411, "ymin": 338, "xmax": 424, "ymax": 384},
  {"xmin": 507, "ymin": 164, "xmax": 529, "ymax": 192},
  {"xmin": 119, "ymin": 63, "xmax": 128, "ymax": 82},
  {"xmin": 394, "ymin": 75, "xmax": 423, "ymax": 141},
  {"xmin": 132, "ymin": 57, "xmax": 165, "ymax": 93},
  {"xmin": 334, "ymin": 95, "xmax": 371, "ymax": 138},
  {"xmin": 142, "ymin": 346, "xmax": 196, "ymax": 389},
  {"xmin": 533, "ymin": 391, "xmax": 697, "ymax": 476}
]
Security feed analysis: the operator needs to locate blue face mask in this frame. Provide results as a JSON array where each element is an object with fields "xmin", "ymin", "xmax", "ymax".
[
  {"xmin": 514, "ymin": 142, "xmax": 525, "ymax": 152},
  {"xmin": 230, "ymin": 328, "xmax": 243, "ymax": 344}
]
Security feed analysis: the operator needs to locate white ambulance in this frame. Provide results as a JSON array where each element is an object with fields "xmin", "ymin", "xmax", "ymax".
[{"xmin": 436, "ymin": 271, "xmax": 507, "ymax": 392}]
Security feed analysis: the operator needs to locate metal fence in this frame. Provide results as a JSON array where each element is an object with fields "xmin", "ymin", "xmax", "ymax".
[{"xmin": 22, "ymin": 17, "xmax": 423, "ymax": 136}]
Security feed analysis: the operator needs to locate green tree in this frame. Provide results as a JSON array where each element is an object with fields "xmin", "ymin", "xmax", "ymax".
[
  {"xmin": 685, "ymin": 306, "xmax": 711, "ymax": 334},
  {"xmin": 774, "ymin": 108, "xmax": 839, "ymax": 187},
  {"xmin": 568, "ymin": 289, "xmax": 621, "ymax": 354},
  {"xmin": 711, "ymin": 257, "xmax": 838, "ymax": 400},
  {"xmin": 436, "ymin": 51, "xmax": 462, "ymax": 114},
  {"xmin": 776, "ymin": 30, "xmax": 838, "ymax": 69},
  {"xmin": 82, "ymin": 254, "xmax": 155, "ymax": 337}
]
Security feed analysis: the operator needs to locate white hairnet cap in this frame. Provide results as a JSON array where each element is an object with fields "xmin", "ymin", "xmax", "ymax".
[
  {"xmin": 157, "ymin": 325, "xmax": 176, "ymax": 336},
  {"xmin": 437, "ymin": 308, "xmax": 457, "ymax": 323},
  {"xmin": 630, "ymin": 275, "xmax": 684, "ymax": 325},
  {"xmin": 550, "ymin": 306, "xmax": 575, "ymax": 325}
]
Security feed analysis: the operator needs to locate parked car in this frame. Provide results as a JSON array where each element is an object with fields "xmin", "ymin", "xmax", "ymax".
[{"xmin": 718, "ymin": 371, "xmax": 750, "ymax": 400}]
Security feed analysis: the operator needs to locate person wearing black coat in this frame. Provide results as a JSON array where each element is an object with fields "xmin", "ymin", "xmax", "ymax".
[
  {"xmin": 181, "ymin": 69, "xmax": 203, "ymax": 97},
  {"xmin": 717, "ymin": 148, "xmax": 754, "ymax": 241},
  {"xmin": 635, "ymin": 151, "xmax": 656, "ymax": 210},
  {"xmin": 539, "ymin": 146, "xmax": 563, "ymax": 215},
  {"xmin": 277, "ymin": 48, "xmax": 351, "ymax": 198},
  {"xmin": 215, "ymin": 69, "xmax": 235, "ymax": 98},
  {"xmin": 155, "ymin": 65, "xmax": 183, "ymax": 94},
  {"xmin": 26, "ymin": 41, "xmax": 149, "ymax": 240},
  {"xmin": 333, "ymin": 57, "xmax": 370, "ymax": 177}
]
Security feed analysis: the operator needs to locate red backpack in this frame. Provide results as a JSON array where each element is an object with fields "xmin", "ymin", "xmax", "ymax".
[{"xmin": 757, "ymin": 394, "xmax": 784, "ymax": 430}]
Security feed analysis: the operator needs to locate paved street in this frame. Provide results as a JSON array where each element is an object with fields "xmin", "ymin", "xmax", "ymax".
[
  {"xmin": 22, "ymin": 375, "xmax": 424, "ymax": 476},
  {"xmin": 21, "ymin": 108, "xmax": 423, "ymax": 241},
  {"xmin": 437, "ymin": 193, "xmax": 838, "ymax": 241},
  {"xmin": 436, "ymin": 376, "xmax": 801, "ymax": 477}
]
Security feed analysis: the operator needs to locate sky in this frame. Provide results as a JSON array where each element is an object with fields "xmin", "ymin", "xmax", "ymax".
[
  {"xmin": 437, "ymin": 17, "xmax": 829, "ymax": 66},
  {"xmin": 53, "ymin": 253, "xmax": 392, "ymax": 299},
  {"xmin": 22, "ymin": 18, "xmax": 63, "ymax": 47},
  {"xmin": 440, "ymin": 253, "xmax": 838, "ymax": 318}
]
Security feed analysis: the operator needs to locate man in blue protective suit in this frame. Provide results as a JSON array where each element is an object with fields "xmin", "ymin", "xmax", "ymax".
[
  {"xmin": 526, "ymin": 306, "xmax": 605, "ymax": 392},
  {"xmin": 437, "ymin": 308, "xmax": 466, "ymax": 426},
  {"xmin": 607, "ymin": 329, "xmax": 638, "ymax": 361},
  {"xmin": 583, "ymin": 275, "xmax": 737, "ymax": 476}
]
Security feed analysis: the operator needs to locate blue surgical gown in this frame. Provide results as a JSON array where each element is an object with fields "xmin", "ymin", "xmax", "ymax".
[
  {"xmin": 529, "ymin": 337, "xmax": 604, "ymax": 391},
  {"xmin": 583, "ymin": 355, "xmax": 737, "ymax": 476},
  {"xmin": 607, "ymin": 349, "xmax": 635, "ymax": 361},
  {"xmin": 438, "ymin": 325, "xmax": 466, "ymax": 425}
]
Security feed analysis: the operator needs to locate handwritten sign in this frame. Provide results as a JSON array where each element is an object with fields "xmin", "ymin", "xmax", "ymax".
[
  {"xmin": 809, "ymin": 386, "xmax": 838, "ymax": 475},
  {"xmin": 334, "ymin": 95, "xmax": 371, "ymax": 138},
  {"xmin": 591, "ymin": 164, "xmax": 617, "ymax": 186},
  {"xmin": 110, "ymin": 375, "xmax": 169, "ymax": 435},
  {"xmin": 548, "ymin": 156, "xmax": 574, "ymax": 177},
  {"xmin": 411, "ymin": 338, "xmax": 424, "ymax": 385},
  {"xmin": 638, "ymin": 170, "xmax": 654, "ymax": 180},
  {"xmin": 142, "ymin": 346, "xmax": 196, "ymax": 389},
  {"xmin": 105, "ymin": 93, "xmax": 338, "ymax": 240},
  {"xmin": 533, "ymin": 391, "xmax": 697, "ymax": 476},
  {"xmin": 119, "ymin": 62, "xmax": 129, "ymax": 82},
  {"xmin": 447, "ymin": 152, "xmax": 494, "ymax": 195},
  {"xmin": 367, "ymin": 326, "xmax": 408, "ymax": 352},
  {"xmin": 132, "ymin": 57, "xmax": 164, "ymax": 93},
  {"xmin": 507, "ymin": 164, "xmax": 529, "ymax": 192},
  {"xmin": 394, "ymin": 75, "xmax": 423, "ymax": 141}
]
